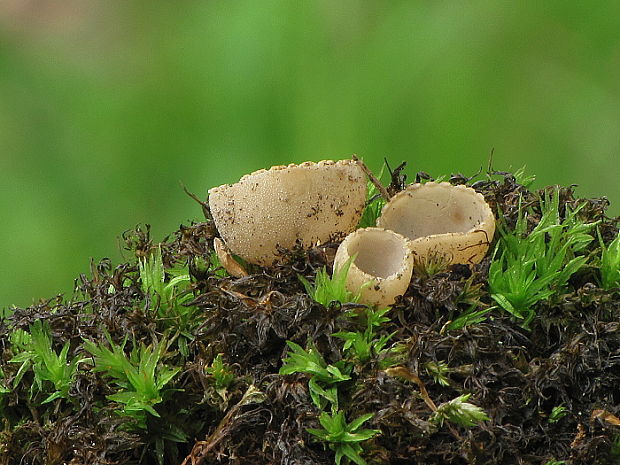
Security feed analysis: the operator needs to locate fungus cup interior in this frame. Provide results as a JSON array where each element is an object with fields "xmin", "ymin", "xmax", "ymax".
[
  {"xmin": 380, "ymin": 183, "xmax": 489, "ymax": 240},
  {"xmin": 345, "ymin": 229, "xmax": 409, "ymax": 279}
]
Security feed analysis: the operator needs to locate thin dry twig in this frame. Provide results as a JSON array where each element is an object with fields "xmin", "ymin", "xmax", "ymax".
[
  {"xmin": 352, "ymin": 154, "xmax": 391, "ymax": 201},
  {"xmin": 181, "ymin": 385, "xmax": 265, "ymax": 465}
]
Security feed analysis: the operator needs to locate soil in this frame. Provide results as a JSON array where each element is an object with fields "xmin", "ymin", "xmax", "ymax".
[{"xmin": 0, "ymin": 168, "xmax": 618, "ymax": 465}]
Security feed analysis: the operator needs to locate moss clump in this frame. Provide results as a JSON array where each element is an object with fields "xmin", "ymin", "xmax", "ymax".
[{"xmin": 0, "ymin": 167, "xmax": 618, "ymax": 465}]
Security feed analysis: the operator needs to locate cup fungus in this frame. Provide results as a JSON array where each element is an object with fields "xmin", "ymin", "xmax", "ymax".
[
  {"xmin": 208, "ymin": 160, "xmax": 367, "ymax": 265},
  {"xmin": 333, "ymin": 227, "xmax": 414, "ymax": 307},
  {"xmin": 377, "ymin": 182, "xmax": 495, "ymax": 266}
]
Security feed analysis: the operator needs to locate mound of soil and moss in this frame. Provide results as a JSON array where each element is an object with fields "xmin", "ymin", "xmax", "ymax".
[{"xmin": 1, "ymin": 166, "xmax": 619, "ymax": 465}]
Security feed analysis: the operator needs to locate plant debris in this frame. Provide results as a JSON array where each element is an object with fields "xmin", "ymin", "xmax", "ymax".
[{"xmin": 1, "ymin": 165, "xmax": 618, "ymax": 465}]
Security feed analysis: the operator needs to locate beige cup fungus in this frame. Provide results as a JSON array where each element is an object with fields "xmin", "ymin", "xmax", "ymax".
[
  {"xmin": 333, "ymin": 227, "xmax": 414, "ymax": 308},
  {"xmin": 208, "ymin": 160, "xmax": 367, "ymax": 265},
  {"xmin": 377, "ymin": 182, "xmax": 496, "ymax": 266}
]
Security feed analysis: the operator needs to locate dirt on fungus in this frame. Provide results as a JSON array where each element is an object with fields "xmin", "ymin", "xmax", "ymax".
[{"xmin": 0, "ymin": 167, "xmax": 619, "ymax": 465}]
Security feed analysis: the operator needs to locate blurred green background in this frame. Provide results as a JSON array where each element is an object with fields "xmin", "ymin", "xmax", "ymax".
[{"xmin": 1, "ymin": 1, "xmax": 619, "ymax": 309}]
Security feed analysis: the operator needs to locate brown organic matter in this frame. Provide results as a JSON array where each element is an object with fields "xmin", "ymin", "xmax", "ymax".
[{"xmin": 0, "ymin": 168, "xmax": 618, "ymax": 465}]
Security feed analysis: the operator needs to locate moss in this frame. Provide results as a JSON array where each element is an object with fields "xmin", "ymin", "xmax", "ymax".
[{"xmin": 0, "ymin": 167, "xmax": 618, "ymax": 465}]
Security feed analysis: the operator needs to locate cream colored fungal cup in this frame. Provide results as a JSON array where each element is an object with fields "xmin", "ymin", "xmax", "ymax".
[
  {"xmin": 208, "ymin": 160, "xmax": 367, "ymax": 265},
  {"xmin": 377, "ymin": 182, "xmax": 495, "ymax": 266},
  {"xmin": 334, "ymin": 227, "xmax": 414, "ymax": 308}
]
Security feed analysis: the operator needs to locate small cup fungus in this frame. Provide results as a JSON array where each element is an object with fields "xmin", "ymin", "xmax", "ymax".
[
  {"xmin": 333, "ymin": 227, "xmax": 414, "ymax": 307},
  {"xmin": 377, "ymin": 182, "xmax": 495, "ymax": 266},
  {"xmin": 208, "ymin": 160, "xmax": 366, "ymax": 265}
]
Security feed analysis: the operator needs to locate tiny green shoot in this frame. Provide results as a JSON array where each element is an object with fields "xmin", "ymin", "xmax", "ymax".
[
  {"xmin": 206, "ymin": 353, "xmax": 235, "ymax": 401},
  {"xmin": 424, "ymin": 361, "xmax": 450, "ymax": 387},
  {"xmin": 430, "ymin": 393, "xmax": 489, "ymax": 428},
  {"xmin": 513, "ymin": 165, "xmax": 536, "ymax": 188},
  {"xmin": 9, "ymin": 321, "xmax": 87, "ymax": 404},
  {"xmin": 597, "ymin": 229, "xmax": 620, "ymax": 290},
  {"xmin": 334, "ymin": 307, "xmax": 394, "ymax": 365},
  {"xmin": 299, "ymin": 256, "xmax": 362, "ymax": 307},
  {"xmin": 279, "ymin": 341, "xmax": 351, "ymax": 411},
  {"xmin": 446, "ymin": 304, "xmax": 493, "ymax": 331},
  {"xmin": 0, "ymin": 305, "xmax": 14, "ymax": 322},
  {"xmin": 357, "ymin": 178, "xmax": 387, "ymax": 229},
  {"xmin": 548, "ymin": 404, "xmax": 569, "ymax": 424},
  {"xmin": 139, "ymin": 246, "xmax": 196, "ymax": 312},
  {"xmin": 307, "ymin": 410, "xmax": 380, "ymax": 465},
  {"xmin": 139, "ymin": 245, "xmax": 202, "ymax": 354},
  {"xmin": 412, "ymin": 250, "xmax": 451, "ymax": 278}
]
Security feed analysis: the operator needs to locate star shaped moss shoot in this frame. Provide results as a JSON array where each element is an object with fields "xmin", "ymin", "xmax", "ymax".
[
  {"xmin": 278, "ymin": 341, "xmax": 351, "ymax": 411},
  {"xmin": 430, "ymin": 393, "xmax": 490, "ymax": 428},
  {"xmin": 205, "ymin": 353, "xmax": 235, "ymax": 402},
  {"xmin": 83, "ymin": 335, "xmax": 180, "ymax": 430},
  {"xmin": 298, "ymin": 255, "xmax": 361, "ymax": 307},
  {"xmin": 306, "ymin": 410, "xmax": 380, "ymax": 465},
  {"xmin": 9, "ymin": 321, "xmax": 88, "ymax": 405},
  {"xmin": 138, "ymin": 245, "xmax": 203, "ymax": 357}
]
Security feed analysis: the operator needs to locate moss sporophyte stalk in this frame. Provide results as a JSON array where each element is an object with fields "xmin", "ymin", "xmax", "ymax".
[{"xmin": 0, "ymin": 159, "xmax": 618, "ymax": 464}]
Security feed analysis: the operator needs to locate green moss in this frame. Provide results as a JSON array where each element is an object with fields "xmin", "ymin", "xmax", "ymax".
[{"xmin": 0, "ymin": 168, "xmax": 618, "ymax": 465}]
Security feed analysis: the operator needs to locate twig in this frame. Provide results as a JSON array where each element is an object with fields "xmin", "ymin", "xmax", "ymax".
[
  {"xmin": 180, "ymin": 385, "xmax": 265, "ymax": 465},
  {"xmin": 385, "ymin": 366, "xmax": 437, "ymax": 411},
  {"xmin": 352, "ymin": 155, "xmax": 391, "ymax": 201},
  {"xmin": 180, "ymin": 182, "xmax": 213, "ymax": 221}
]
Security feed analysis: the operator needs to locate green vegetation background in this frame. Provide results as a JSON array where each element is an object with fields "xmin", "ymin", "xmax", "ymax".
[{"xmin": 1, "ymin": 1, "xmax": 619, "ymax": 309}]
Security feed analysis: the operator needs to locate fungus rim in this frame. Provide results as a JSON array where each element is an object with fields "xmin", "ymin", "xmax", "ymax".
[
  {"xmin": 334, "ymin": 227, "xmax": 414, "ymax": 307},
  {"xmin": 377, "ymin": 181, "xmax": 496, "ymax": 265}
]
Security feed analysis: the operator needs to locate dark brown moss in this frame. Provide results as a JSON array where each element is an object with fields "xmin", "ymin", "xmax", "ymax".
[{"xmin": 1, "ymin": 167, "xmax": 618, "ymax": 465}]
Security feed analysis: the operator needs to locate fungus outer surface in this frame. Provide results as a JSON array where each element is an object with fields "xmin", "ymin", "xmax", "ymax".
[
  {"xmin": 208, "ymin": 160, "xmax": 366, "ymax": 265},
  {"xmin": 334, "ymin": 227, "xmax": 413, "ymax": 308}
]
